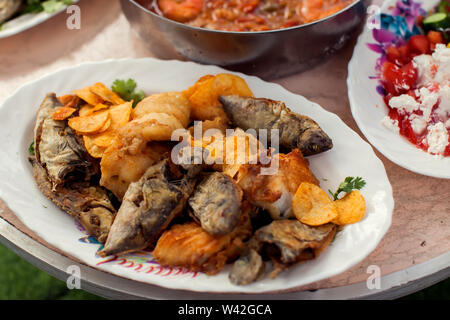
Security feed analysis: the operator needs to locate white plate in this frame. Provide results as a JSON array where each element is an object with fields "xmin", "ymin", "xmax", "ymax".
[
  {"xmin": 0, "ymin": 58, "xmax": 394, "ymax": 293},
  {"xmin": 0, "ymin": 1, "xmax": 79, "ymax": 39},
  {"xmin": 348, "ymin": 0, "xmax": 450, "ymax": 179}
]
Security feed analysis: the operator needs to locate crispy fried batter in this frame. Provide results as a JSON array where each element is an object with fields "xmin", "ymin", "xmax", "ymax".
[{"xmin": 153, "ymin": 208, "xmax": 252, "ymax": 275}]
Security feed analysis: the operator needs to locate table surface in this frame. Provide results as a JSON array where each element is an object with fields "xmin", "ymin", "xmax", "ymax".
[{"xmin": 0, "ymin": 0, "xmax": 448, "ymax": 299}]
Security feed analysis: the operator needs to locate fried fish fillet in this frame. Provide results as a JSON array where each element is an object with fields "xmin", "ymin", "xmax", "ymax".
[
  {"xmin": 219, "ymin": 95, "xmax": 333, "ymax": 156},
  {"xmin": 236, "ymin": 149, "xmax": 319, "ymax": 220},
  {"xmin": 99, "ymin": 158, "xmax": 202, "ymax": 257},
  {"xmin": 229, "ymin": 220, "xmax": 337, "ymax": 285},
  {"xmin": 153, "ymin": 210, "xmax": 252, "ymax": 275},
  {"xmin": 188, "ymin": 172, "xmax": 243, "ymax": 235},
  {"xmin": 0, "ymin": 0, "xmax": 22, "ymax": 24}
]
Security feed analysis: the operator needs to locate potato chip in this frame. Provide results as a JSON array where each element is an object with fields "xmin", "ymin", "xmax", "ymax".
[
  {"xmin": 93, "ymin": 131, "xmax": 118, "ymax": 148},
  {"xmin": 52, "ymin": 107, "xmax": 77, "ymax": 121},
  {"xmin": 73, "ymin": 87, "xmax": 104, "ymax": 106},
  {"xmin": 109, "ymin": 101, "xmax": 132, "ymax": 130},
  {"xmin": 292, "ymin": 182, "xmax": 338, "ymax": 226},
  {"xmin": 68, "ymin": 110, "xmax": 110, "ymax": 134},
  {"xmin": 89, "ymin": 82, "xmax": 125, "ymax": 105},
  {"xmin": 332, "ymin": 190, "xmax": 366, "ymax": 226},
  {"xmin": 185, "ymin": 74, "xmax": 254, "ymax": 121},
  {"xmin": 97, "ymin": 118, "xmax": 111, "ymax": 133},
  {"xmin": 57, "ymin": 94, "xmax": 75, "ymax": 106},
  {"xmin": 83, "ymin": 135, "xmax": 107, "ymax": 158}
]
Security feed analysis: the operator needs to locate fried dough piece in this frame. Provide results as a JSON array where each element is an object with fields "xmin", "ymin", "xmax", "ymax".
[
  {"xmin": 99, "ymin": 158, "xmax": 202, "ymax": 257},
  {"xmin": 31, "ymin": 159, "xmax": 115, "ymax": 243},
  {"xmin": 236, "ymin": 149, "xmax": 319, "ymax": 220},
  {"xmin": 219, "ymin": 95, "xmax": 333, "ymax": 156},
  {"xmin": 229, "ymin": 220, "xmax": 336, "ymax": 285},
  {"xmin": 188, "ymin": 172, "xmax": 243, "ymax": 235},
  {"xmin": 153, "ymin": 211, "xmax": 252, "ymax": 275},
  {"xmin": 100, "ymin": 139, "xmax": 170, "ymax": 200},
  {"xmin": 34, "ymin": 93, "xmax": 98, "ymax": 190}
]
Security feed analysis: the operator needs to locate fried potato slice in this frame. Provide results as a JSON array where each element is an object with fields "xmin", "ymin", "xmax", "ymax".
[
  {"xmin": 51, "ymin": 107, "xmax": 77, "ymax": 121},
  {"xmin": 292, "ymin": 182, "xmax": 338, "ymax": 226},
  {"xmin": 184, "ymin": 74, "xmax": 254, "ymax": 122},
  {"xmin": 73, "ymin": 87, "xmax": 104, "ymax": 106},
  {"xmin": 132, "ymin": 92, "xmax": 191, "ymax": 127},
  {"xmin": 109, "ymin": 101, "xmax": 132, "ymax": 130},
  {"xmin": 332, "ymin": 190, "xmax": 366, "ymax": 226},
  {"xmin": 89, "ymin": 82, "xmax": 125, "ymax": 105},
  {"xmin": 68, "ymin": 110, "xmax": 110, "ymax": 134},
  {"xmin": 83, "ymin": 135, "xmax": 108, "ymax": 158}
]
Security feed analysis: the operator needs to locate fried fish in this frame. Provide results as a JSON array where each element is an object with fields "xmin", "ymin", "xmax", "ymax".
[
  {"xmin": 188, "ymin": 172, "xmax": 243, "ymax": 235},
  {"xmin": 219, "ymin": 95, "xmax": 333, "ymax": 156},
  {"xmin": 99, "ymin": 158, "xmax": 202, "ymax": 257},
  {"xmin": 0, "ymin": 0, "xmax": 22, "ymax": 24},
  {"xmin": 32, "ymin": 93, "xmax": 115, "ymax": 243},
  {"xmin": 229, "ymin": 220, "xmax": 337, "ymax": 285},
  {"xmin": 34, "ymin": 93, "xmax": 98, "ymax": 190}
]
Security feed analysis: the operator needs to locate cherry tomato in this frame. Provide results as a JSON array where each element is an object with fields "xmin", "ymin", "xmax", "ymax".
[
  {"xmin": 408, "ymin": 35, "xmax": 430, "ymax": 55},
  {"xmin": 382, "ymin": 61, "xmax": 418, "ymax": 94}
]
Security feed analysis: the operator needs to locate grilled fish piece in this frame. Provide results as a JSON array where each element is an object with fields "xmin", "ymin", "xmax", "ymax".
[
  {"xmin": 219, "ymin": 95, "xmax": 333, "ymax": 156},
  {"xmin": 34, "ymin": 93, "xmax": 98, "ymax": 191},
  {"xmin": 0, "ymin": 0, "xmax": 22, "ymax": 24},
  {"xmin": 188, "ymin": 172, "xmax": 243, "ymax": 235},
  {"xmin": 31, "ymin": 159, "xmax": 115, "ymax": 243},
  {"xmin": 229, "ymin": 220, "xmax": 336, "ymax": 284},
  {"xmin": 99, "ymin": 158, "xmax": 202, "ymax": 257}
]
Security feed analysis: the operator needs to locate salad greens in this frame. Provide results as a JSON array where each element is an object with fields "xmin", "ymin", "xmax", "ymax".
[{"xmin": 23, "ymin": 0, "xmax": 74, "ymax": 14}]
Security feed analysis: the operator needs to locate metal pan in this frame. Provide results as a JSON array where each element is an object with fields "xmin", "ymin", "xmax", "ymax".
[{"xmin": 121, "ymin": 0, "xmax": 369, "ymax": 79}]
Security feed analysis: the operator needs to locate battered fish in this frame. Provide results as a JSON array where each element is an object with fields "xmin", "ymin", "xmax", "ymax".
[
  {"xmin": 153, "ymin": 209, "xmax": 252, "ymax": 275},
  {"xmin": 219, "ymin": 95, "xmax": 333, "ymax": 156},
  {"xmin": 236, "ymin": 149, "xmax": 319, "ymax": 220},
  {"xmin": 0, "ymin": 0, "xmax": 22, "ymax": 24},
  {"xmin": 188, "ymin": 172, "xmax": 243, "ymax": 235},
  {"xmin": 99, "ymin": 158, "xmax": 202, "ymax": 257}
]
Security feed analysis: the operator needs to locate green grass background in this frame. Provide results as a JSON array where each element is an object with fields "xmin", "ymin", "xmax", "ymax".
[{"xmin": 0, "ymin": 243, "xmax": 447, "ymax": 300}]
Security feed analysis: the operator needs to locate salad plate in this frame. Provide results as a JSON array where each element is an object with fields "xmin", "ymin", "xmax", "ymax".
[
  {"xmin": 0, "ymin": 0, "xmax": 79, "ymax": 39},
  {"xmin": 348, "ymin": 0, "xmax": 450, "ymax": 178}
]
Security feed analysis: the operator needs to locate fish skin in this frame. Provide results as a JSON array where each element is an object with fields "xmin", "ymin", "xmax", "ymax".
[
  {"xmin": 219, "ymin": 95, "xmax": 333, "ymax": 156},
  {"xmin": 229, "ymin": 220, "xmax": 337, "ymax": 285},
  {"xmin": 34, "ymin": 93, "xmax": 98, "ymax": 190},
  {"xmin": 99, "ymin": 158, "xmax": 201, "ymax": 257},
  {"xmin": 188, "ymin": 172, "xmax": 243, "ymax": 236},
  {"xmin": 31, "ymin": 158, "xmax": 115, "ymax": 243},
  {"xmin": 0, "ymin": 0, "xmax": 22, "ymax": 24}
]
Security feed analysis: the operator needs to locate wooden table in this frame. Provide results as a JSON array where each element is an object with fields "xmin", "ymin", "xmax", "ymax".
[{"xmin": 0, "ymin": 0, "xmax": 448, "ymax": 299}]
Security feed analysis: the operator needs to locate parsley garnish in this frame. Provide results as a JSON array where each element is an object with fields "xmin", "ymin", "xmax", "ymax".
[
  {"xmin": 28, "ymin": 142, "xmax": 35, "ymax": 156},
  {"xmin": 111, "ymin": 79, "xmax": 145, "ymax": 108},
  {"xmin": 329, "ymin": 176, "xmax": 366, "ymax": 200},
  {"xmin": 23, "ymin": 0, "xmax": 73, "ymax": 14}
]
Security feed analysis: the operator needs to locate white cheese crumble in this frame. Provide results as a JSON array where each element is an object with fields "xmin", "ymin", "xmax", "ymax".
[
  {"xmin": 389, "ymin": 94, "xmax": 420, "ymax": 113},
  {"xmin": 409, "ymin": 114, "xmax": 427, "ymax": 135},
  {"xmin": 418, "ymin": 87, "xmax": 440, "ymax": 120},
  {"xmin": 381, "ymin": 116, "xmax": 399, "ymax": 133},
  {"xmin": 437, "ymin": 84, "xmax": 450, "ymax": 119},
  {"xmin": 426, "ymin": 122, "xmax": 449, "ymax": 155},
  {"xmin": 432, "ymin": 44, "xmax": 450, "ymax": 83},
  {"xmin": 413, "ymin": 54, "xmax": 435, "ymax": 86}
]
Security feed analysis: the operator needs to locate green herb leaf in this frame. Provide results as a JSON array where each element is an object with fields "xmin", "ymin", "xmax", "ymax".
[
  {"xmin": 329, "ymin": 176, "xmax": 366, "ymax": 201},
  {"xmin": 29, "ymin": 142, "xmax": 35, "ymax": 156},
  {"xmin": 111, "ymin": 79, "xmax": 145, "ymax": 108}
]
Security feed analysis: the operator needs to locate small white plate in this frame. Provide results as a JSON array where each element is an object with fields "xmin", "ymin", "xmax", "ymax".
[
  {"xmin": 0, "ymin": 58, "xmax": 393, "ymax": 293},
  {"xmin": 0, "ymin": 1, "xmax": 79, "ymax": 39},
  {"xmin": 347, "ymin": 0, "xmax": 450, "ymax": 179}
]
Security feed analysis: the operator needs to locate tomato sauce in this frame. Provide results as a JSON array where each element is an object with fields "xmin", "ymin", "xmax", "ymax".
[{"xmin": 139, "ymin": 0, "xmax": 355, "ymax": 31}]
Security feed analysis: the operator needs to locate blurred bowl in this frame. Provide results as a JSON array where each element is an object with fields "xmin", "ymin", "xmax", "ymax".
[{"xmin": 121, "ymin": 0, "xmax": 369, "ymax": 79}]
